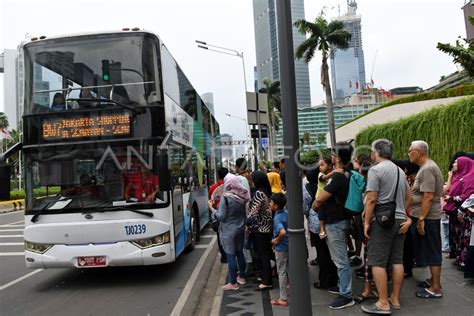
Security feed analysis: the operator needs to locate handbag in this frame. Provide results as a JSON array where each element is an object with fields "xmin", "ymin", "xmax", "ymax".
[
  {"xmin": 374, "ymin": 164, "xmax": 399, "ymax": 229},
  {"xmin": 210, "ymin": 197, "xmax": 228, "ymax": 232}
]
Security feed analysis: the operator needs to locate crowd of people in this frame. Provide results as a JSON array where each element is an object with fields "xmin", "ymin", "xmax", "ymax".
[{"xmin": 208, "ymin": 141, "xmax": 474, "ymax": 314}]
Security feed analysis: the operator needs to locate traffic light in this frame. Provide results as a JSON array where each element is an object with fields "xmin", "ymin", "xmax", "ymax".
[{"xmin": 101, "ymin": 60, "xmax": 110, "ymax": 82}]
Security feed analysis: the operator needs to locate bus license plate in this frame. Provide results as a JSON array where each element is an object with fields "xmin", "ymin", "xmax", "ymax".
[{"xmin": 77, "ymin": 256, "xmax": 106, "ymax": 267}]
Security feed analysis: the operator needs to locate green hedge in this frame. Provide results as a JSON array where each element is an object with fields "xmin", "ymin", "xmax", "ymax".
[
  {"xmin": 355, "ymin": 97, "xmax": 474, "ymax": 176},
  {"xmin": 341, "ymin": 84, "xmax": 474, "ymax": 128},
  {"xmin": 9, "ymin": 187, "xmax": 61, "ymax": 200}
]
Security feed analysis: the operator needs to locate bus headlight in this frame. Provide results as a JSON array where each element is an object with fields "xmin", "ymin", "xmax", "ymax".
[
  {"xmin": 130, "ymin": 231, "xmax": 171, "ymax": 249},
  {"xmin": 25, "ymin": 241, "xmax": 53, "ymax": 254}
]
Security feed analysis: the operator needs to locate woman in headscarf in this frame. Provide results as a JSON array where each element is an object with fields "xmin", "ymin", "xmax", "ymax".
[
  {"xmin": 443, "ymin": 157, "xmax": 474, "ymax": 265},
  {"xmin": 209, "ymin": 173, "xmax": 251, "ymax": 291},
  {"xmin": 247, "ymin": 171, "xmax": 273, "ymax": 291},
  {"xmin": 444, "ymin": 157, "xmax": 474, "ymax": 267}
]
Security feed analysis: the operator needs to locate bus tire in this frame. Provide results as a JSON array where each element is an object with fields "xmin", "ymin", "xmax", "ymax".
[
  {"xmin": 193, "ymin": 204, "xmax": 201, "ymax": 242},
  {"xmin": 185, "ymin": 217, "xmax": 197, "ymax": 253}
]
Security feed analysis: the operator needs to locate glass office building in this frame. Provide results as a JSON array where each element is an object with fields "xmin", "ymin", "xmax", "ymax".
[
  {"xmin": 275, "ymin": 101, "xmax": 380, "ymax": 156},
  {"xmin": 330, "ymin": 0, "xmax": 367, "ymax": 103},
  {"xmin": 253, "ymin": 0, "xmax": 311, "ymax": 108}
]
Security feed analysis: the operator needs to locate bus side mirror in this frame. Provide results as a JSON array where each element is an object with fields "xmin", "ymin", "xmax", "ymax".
[
  {"xmin": 157, "ymin": 150, "xmax": 171, "ymax": 191},
  {"xmin": 0, "ymin": 164, "xmax": 11, "ymax": 201}
]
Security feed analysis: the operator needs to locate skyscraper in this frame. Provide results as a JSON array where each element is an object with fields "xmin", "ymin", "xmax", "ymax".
[
  {"xmin": 253, "ymin": 0, "xmax": 311, "ymax": 108},
  {"xmin": 330, "ymin": 0, "xmax": 366, "ymax": 102}
]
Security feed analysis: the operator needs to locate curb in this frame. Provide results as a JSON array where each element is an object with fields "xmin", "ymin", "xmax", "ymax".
[
  {"xmin": 210, "ymin": 260, "xmax": 227, "ymax": 316},
  {"xmin": 0, "ymin": 199, "xmax": 25, "ymax": 213}
]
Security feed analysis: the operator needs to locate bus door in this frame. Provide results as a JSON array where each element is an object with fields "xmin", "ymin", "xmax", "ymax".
[{"xmin": 169, "ymin": 145, "xmax": 185, "ymax": 255}]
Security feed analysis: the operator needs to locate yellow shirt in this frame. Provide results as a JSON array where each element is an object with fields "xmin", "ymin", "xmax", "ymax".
[{"xmin": 267, "ymin": 172, "xmax": 282, "ymax": 193}]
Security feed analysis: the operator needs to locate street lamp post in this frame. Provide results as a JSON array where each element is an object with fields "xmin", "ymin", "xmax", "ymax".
[
  {"xmin": 225, "ymin": 113, "xmax": 252, "ymax": 170},
  {"xmin": 195, "ymin": 40, "xmax": 248, "ymax": 91},
  {"xmin": 196, "ymin": 40, "xmax": 262, "ymax": 165}
]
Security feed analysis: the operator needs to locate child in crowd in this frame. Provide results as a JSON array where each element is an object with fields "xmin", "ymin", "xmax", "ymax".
[
  {"xmin": 270, "ymin": 193, "xmax": 289, "ymax": 307},
  {"xmin": 317, "ymin": 157, "xmax": 334, "ymax": 239}
]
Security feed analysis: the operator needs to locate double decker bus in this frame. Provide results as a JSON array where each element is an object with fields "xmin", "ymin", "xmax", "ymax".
[{"xmin": 11, "ymin": 29, "xmax": 221, "ymax": 268}]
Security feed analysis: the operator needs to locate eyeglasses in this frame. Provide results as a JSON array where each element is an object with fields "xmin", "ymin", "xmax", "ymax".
[{"xmin": 408, "ymin": 148, "xmax": 419, "ymax": 154}]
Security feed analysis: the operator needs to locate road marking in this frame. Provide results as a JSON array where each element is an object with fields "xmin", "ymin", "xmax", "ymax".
[
  {"xmin": 195, "ymin": 245, "xmax": 209, "ymax": 249},
  {"xmin": 0, "ymin": 235, "xmax": 23, "ymax": 238},
  {"xmin": 0, "ymin": 220, "xmax": 24, "ymax": 227},
  {"xmin": 0, "ymin": 229, "xmax": 24, "ymax": 232},
  {"xmin": 0, "ymin": 269, "xmax": 43, "ymax": 291},
  {"xmin": 0, "ymin": 211, "xmax": 22, "ymax": 217},
  {"xmin": 170, "ymin": 236, "xmax": 217, "ymax": 316},
  {"xmin": 0, "ymin": 242, "xmax": 23, "ymax": 246},
  {"xmin": 0, "ymin": 252, "xmax": 24, "ymax": 256}
]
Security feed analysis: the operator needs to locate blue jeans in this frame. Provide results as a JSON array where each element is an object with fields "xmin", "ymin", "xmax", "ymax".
[
  {"xmin": 325, "ymin": 219, "xmax": 352, "ymax": 299},
  {"xmin": 226, "ymin": 250, "xmax": 246, "ymax": 284},
  {"xmin": 442, "ymin": 222, "xmax": 449, "ymax": 250}
]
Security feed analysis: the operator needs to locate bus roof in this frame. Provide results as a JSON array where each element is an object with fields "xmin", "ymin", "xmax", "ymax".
[{"xmin": 19, "ymin": 28, "xmax": 161, "ymax": 49}]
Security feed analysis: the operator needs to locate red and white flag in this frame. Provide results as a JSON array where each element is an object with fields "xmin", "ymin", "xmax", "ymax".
[{"xmin": 0, "ymin": 128, "xmax": 13, "ymax": 141}]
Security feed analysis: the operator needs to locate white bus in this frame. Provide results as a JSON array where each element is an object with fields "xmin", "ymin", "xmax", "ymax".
[{"xmin": 6, "ymin": 29, "xmax": 221, "ymax": 268}]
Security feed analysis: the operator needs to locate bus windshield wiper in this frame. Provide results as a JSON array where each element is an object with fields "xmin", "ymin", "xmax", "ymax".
[
  {"xmin": 67, "ymin": 98, "xmax": 146, "ymax": 115},
  {"xmin": 87, "ymin": 206, "xmax": 154, "ymax": 218}
]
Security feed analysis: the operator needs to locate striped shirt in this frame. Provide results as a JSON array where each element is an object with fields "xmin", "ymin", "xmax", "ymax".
[{"xmin": 247, "ymin": 190, "xmax": 273, "ymax": 233}]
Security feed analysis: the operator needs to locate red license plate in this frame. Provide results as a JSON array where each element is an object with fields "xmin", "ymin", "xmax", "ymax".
[{"xmin": 77, "ymin": 256, "xmax": 107, "ymax": 267}]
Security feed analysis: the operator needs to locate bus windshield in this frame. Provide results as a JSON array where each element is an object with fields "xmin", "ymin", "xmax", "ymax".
[
  {"xmin": 23, "ymin": 33, "xmax": 161, "ymax": 115},
  {"xmin": 24, "ymin": 143, "xmax": 167, "ymax": 213}
]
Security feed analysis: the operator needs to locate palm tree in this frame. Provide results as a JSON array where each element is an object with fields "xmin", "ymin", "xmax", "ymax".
[
  {"xmin": 437, "ymin": 16, "xmax": 474, "ymax": 77},
  {"xmin": 259, "ymin": 79, "xmax": 281, "ymax": 160},
  {"xmin": 294, "ymin": 14, "xmax": 351, "ymax": 147}
]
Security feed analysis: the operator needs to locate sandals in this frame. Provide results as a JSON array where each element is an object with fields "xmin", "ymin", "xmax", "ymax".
[
  {"xmin": 388, "ymin": 298, "xmax": 401, "ymax": 310},
  {"xmin": 271, "ymin": 299, "xmax": 289, "ymax": 306},
  {"xmin": 354, "ymin": 293, "xmax": 374, "ymax": 304}
]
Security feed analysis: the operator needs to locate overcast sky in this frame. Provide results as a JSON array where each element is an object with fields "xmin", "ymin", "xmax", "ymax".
[{"xmin": 0, "ymin": 0, "xmax": 466, "ymax": 141}]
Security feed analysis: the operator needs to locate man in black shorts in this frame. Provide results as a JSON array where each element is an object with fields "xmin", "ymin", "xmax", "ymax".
[
  {"xmin": 408, "ymin": 140, "xmax": 444, "ymax": 298},
  {"xmin": 362, "ymin": 139, "xmax": 412, "ymax": 314}
]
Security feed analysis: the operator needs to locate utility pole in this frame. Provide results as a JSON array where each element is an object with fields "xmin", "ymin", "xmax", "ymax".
[{"xmin": 275, "ymin": 0, "xmax": 312, "ymax": 315}]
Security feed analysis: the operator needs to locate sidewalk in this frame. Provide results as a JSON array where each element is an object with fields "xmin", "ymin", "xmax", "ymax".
[{"xmin": 219, "ymin": 238, "xmax": 474, "ymax": 315}]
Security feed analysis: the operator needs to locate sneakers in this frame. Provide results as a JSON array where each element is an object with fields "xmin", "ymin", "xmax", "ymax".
[
  {"xmin": 328, "ymin": 286, "xmax": 340, "ymax": 294},
  {"xmin": 222, "ymin": 283, "xmax": 239, "ymax": 291},
  {"xmin": 237, "ymin": 276, "xmax": 246, "ymax": 285},
  {"xmin": 330, "ymin": 296, "xmax": 355, "ymax": 310}
]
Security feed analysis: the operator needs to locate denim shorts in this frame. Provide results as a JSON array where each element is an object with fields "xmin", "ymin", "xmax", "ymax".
[
  {"xmin": 411, "ymin": 218, "xmax": 442, "ymax": 266},
  {"xmin": 367, "ymin": 219, "xmax": 406, "ymax": 267}
]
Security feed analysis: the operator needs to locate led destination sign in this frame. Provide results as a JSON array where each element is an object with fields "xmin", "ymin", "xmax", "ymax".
[{"xmin": 42, "ymin": 113, "xmax": 131, "ymax": 140}]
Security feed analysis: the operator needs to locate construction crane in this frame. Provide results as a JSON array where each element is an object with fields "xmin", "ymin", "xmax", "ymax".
[{"xmin": 370, "ymin": 49, "xmax": 378, "ymax": 84}]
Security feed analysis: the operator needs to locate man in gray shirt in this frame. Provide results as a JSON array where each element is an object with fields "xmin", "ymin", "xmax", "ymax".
[
  {"xmin": 362, "ymin": 139, "xmax": 412, "ymax": 314},
  {"xmin": 409, "ymin": 140, "xmax": 444, "ymax": 299}
]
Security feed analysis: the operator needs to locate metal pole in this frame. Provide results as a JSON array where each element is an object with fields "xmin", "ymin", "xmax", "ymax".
[
  {"xmin": 276, "ymin": 0, "xmax": 312, "ymax": 314},
  {"xmin": 240, "ymin": 53, "xmax": 248, "ymax": 92},
  {"xmin": 256, "ymin": 93, "xmax": 263, "ymax": 163}
]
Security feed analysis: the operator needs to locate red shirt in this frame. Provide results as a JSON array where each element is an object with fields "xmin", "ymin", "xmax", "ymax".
[{"xmin": 128, "ymin": 173, "xmax": 159, "ymax": 201}]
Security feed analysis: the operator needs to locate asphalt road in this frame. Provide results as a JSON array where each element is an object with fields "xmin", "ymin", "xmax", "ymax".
[{"xmin": 0, "ymin": 211, "xmax": 216, "ymax": 316}]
